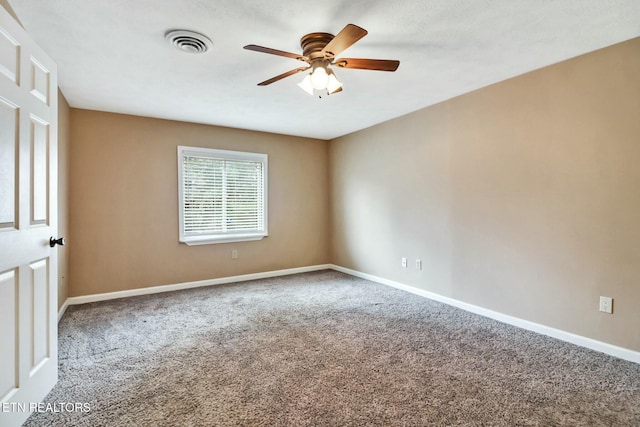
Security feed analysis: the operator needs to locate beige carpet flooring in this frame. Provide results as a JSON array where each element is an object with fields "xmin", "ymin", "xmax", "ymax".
[{"xmin": 25, "ymin": 270, "xmax": 640, "ymax": 426}]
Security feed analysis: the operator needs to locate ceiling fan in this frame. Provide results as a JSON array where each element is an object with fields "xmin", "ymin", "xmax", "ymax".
[{"xmin": 244, "ymin": 24, "xmax": 400, "ymax": 96}]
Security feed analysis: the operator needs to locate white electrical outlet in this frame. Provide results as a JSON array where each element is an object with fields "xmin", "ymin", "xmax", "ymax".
[
  {"xmin": 416, "ymin": 259, "xmax": 422, "ymax": 270},
  {"xmin": 401, "ymin": 257, "xmax": 407, "ymax": 268},
  {"xmin": 231, "ymin": 250, "xmax": 238, "ymax": 259},
  {"xmin": 599, "ymin": 296, "xmax": 613, "ymax": 314}
]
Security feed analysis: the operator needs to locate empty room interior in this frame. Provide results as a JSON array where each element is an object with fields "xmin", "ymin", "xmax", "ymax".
[{"xmin": 1, "ymin": 0, "xmax": 639, "ymax": 425}]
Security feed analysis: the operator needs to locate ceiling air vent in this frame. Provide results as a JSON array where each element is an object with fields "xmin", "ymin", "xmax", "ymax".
[{"xmin": 165, "ymin": 30, "xmax": 212, "ymax": 54}]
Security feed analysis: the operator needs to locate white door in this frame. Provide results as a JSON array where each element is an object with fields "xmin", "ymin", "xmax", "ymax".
[{"xmin": 0, "ymin": 5, "xmax": 59, "ymax": 427}]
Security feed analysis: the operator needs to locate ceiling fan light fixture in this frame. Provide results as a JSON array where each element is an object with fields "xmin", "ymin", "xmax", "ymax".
[{"xmin": 298, "ymin": 68, "xmax": 342, "ymax": 96}]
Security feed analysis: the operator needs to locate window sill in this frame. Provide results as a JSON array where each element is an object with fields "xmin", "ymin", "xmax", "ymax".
[{"xmin": 180, "ymin": 233, "xmax": 267, "ymax": 246}]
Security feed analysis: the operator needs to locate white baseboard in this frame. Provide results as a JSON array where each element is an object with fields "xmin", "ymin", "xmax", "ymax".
[
  {"xmin": 58, "ymin": 298, "xmax": 69, "ymax": 322},
  {"xmin": 57, "ymin": 262, "xmax": 639, "ymax": 364},
  {"xmin": 330, "ymin": 264, "xmax": 640, "ymax": 365},
  {"xmin": 64, "ymin": 264, "xmax": 333, "ymax": 306}
]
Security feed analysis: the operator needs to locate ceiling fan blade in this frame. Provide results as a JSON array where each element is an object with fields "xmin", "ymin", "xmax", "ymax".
[
  {"xmin": 333, "ymin": 58, "xmax": 400, "ymax": 72},
  {"xmin": 257, "ymin": 67, "xmax": 310, "ymax": 86},
  {"xmin": 321, "ymin": 24, "xmax": 368, "ymax": 58},
  {"xmin": 244, "ymin": 44, "xmax": 308, "ymax": 62}
]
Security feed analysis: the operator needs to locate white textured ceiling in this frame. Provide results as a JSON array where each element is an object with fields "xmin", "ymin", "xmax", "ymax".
[{"xmin": 7, "ymin": 0, "xmax": 640, "ymax": 140}]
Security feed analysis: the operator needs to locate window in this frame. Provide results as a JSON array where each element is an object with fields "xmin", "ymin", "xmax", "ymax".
[{"xmin": 178, "ymin": 146, "xmax": 268, "ymax": 245}]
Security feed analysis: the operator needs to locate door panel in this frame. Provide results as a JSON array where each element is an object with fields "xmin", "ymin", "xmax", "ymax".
[
  {"xmin": 0, "ymin": 98, "xmax": 17, "ymax": 228},
  {"xmin": 30, "ymin": 116, "xmax": 48, "ymax": 225},
  {"xmin": 0, "ymin": 26, "xmax": 19, "ymax": 83},
  {"xmin": 29, "ymin": 58, "xmax": 49, "ymax": 104},
  {"xmin": 29, "ymin": 258, "xmax": 50, "ymax": 373},
  {"xmin": 0, "ymin": 5, "xmax": 58, "ymax": 427},
  {"xmin": 0, "ymin": 269, "xmax": 18, "ymax": 399}
]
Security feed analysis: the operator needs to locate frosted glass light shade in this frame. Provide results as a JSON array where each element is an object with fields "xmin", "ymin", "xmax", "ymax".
[
  {"xmin": 327, "ymin": 73, "xmax": 343, "ymax": 94},
  {"xmin": 297, "ymin": 75, "xmax": 314, "ymax": 95},
  {"xmin": 310, "ymin": 66, "xmax": 329, "ymax": 90}
]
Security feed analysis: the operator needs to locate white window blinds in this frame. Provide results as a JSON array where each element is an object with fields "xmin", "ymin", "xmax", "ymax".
[{"xmin": 178, "ymin": 146, "xmax": 268, "ymax": 245}]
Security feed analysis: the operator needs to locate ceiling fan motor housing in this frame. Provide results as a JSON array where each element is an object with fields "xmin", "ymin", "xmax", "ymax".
[{"xmin": 300, "ymin": 32, "xmax": 335, "ymax": 59}]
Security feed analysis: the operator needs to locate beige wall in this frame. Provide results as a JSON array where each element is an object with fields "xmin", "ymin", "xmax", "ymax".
[
  {"xmin": 330, "ymin": 38, "xmax": 640, "ymax": 351},
  {"xmin": 58, "ymin": 91, "xmax": 70, "ymax": 309},
  {"xmin": 69, "ymin": 110, "xmax": 330, "ymax": 296}
]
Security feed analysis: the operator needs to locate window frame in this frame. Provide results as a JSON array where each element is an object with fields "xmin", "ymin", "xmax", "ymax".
[{"xmin": 177, "ymin": 145, "xmax": 268, "ymax": 246}]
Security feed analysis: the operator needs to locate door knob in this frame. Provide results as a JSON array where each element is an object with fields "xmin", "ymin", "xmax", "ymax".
[{"xmin": 49, "ymin": 237, "xmax": 65, "ymax": 247}]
